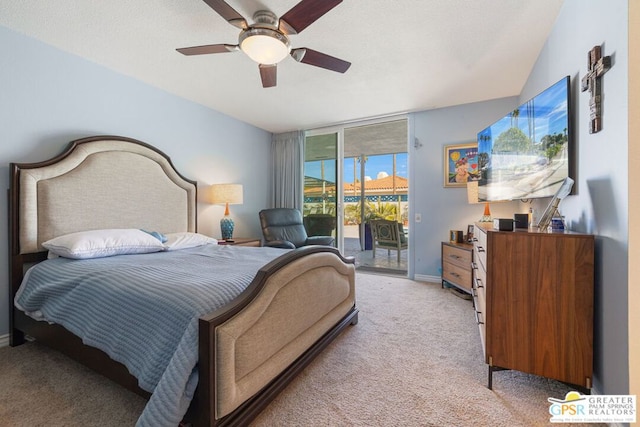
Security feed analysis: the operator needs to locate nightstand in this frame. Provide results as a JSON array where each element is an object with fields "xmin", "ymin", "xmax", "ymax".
[
  {"xmin": 218, "ymin": 238, "xmax": 262, "ymax": 247},
  {"xmin": 441, "ymin": 241, "xmax": 473, "ymax": 293}
]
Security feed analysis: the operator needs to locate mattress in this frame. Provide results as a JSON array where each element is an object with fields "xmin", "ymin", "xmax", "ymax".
[{"xmin": 15, "ymin": 243, "xmax": 286, "ymax": 427}]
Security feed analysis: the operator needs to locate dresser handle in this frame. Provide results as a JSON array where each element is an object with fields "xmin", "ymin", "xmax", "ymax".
[
  {"xmin": 474, "ymin": 310, "xmax": 484, "ymax": 325},
  {"xmin": 477, "ymin": 246, "xmax": 485, "ymax": 253},
  {"xmin": 471, "ymin": 262, "xmax": 477, "ymax": 270},
  {"xmin": 472, "ymin": 237, "xmax": 478, "ymax": 242},
  {"xmin": 472, "ymin": 277, "xmax": 484, "ymax": 289}
]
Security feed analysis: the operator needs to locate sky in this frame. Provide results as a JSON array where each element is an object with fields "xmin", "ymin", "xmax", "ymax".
[
  {"xmin": 305, "ymin": 153, "xmax": 408, "ymax": 184},
  {"xmin": 478, "ymin": 76, "xmax": 569, "ymax": 153}
]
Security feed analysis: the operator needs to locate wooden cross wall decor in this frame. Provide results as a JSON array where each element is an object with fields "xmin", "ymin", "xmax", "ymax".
[{"xmin": 581, "ymin": 45, "xmax": 611, "ymax": 133}]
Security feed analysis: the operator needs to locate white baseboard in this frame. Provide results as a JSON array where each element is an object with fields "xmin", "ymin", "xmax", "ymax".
[
  {"xmin": 0, "ymin": 334, "xmax": 9, "ymax": 348},
  {"xmin": 414, "ymin": 274, "xmax": 441, "ymax": 283}
]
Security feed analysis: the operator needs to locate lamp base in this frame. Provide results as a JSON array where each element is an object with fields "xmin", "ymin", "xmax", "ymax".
[
  {"xmin": 220, "ymin": 216, "xmax": 235, "ymax": 240},
  {"xmin": 479, "ymin": 202, "xmax": 492, "ymax": 222}
]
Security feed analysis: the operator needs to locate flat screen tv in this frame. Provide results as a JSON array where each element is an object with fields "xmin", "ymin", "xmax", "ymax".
[{"xmin": 476, "ymin": 76, "xmax": 572, "ymax": 201}]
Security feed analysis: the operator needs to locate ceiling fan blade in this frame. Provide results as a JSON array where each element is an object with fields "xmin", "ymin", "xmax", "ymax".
[
  {"xmin": 278, "ymin": 0, "xmax": 343, "ymax": 35},
  {"xmin": 291, "ymin": 48, "xmax": 351, "ymax": 73},
  {"xmin": 176, "ymin": 44, "xmax": 239, "ymax": 55},
  {"xmin": 202, "ymin": 0, "xmax": 248, "ymax": 29},
  {"xmin": 259, "ymin": 64, "xmax": 277, "ymax": 88}
]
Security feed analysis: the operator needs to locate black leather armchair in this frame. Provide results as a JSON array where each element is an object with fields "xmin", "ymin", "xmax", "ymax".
[{"xmin": 259, "ymin": 208, "xmax": 335, "ymax": 249}]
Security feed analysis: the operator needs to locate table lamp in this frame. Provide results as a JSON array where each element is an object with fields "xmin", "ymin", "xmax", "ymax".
[
  {"xmin": 209, "ymin": 184, "xmax": 243, "ymax": 240},
  {"xmin": 467, "ymin": 180, "xmax": 492, "ymax": 222}
]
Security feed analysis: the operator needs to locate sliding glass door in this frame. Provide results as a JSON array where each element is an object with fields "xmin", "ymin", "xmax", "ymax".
[
  {"xmin": 343, "ymin": 120, "xmax": 409, "ymax": 272},
  {"xmin": 303, "ymin": 118, "xmax": 408, "ymax": 274},
  {"xmin": 303, "ymin": 131, "xmax": 339, "ymax": 245}
]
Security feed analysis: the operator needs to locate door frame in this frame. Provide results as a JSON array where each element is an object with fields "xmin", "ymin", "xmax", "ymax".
[
  {"xmin": 304, "ymin": 125, "xmax": 344, "ymax": 251},
  {"xmin": 305, "ymin": 114, "xmax": 410, "ymax": 258}
]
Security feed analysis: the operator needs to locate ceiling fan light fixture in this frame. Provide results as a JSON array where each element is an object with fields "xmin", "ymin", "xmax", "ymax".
[{"xmin": 239, "ymin": 28, "xmax": 290, "ymax": 65}]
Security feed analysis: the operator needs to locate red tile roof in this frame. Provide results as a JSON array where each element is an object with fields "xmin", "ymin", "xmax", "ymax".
[{"xmin": 344, "ymin": 175, "xmax": 408, "ymax": 193}]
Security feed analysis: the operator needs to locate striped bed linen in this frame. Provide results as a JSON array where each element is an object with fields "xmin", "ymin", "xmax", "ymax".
[{"xmin": 14, "ymin": 244, "xmax": 287, "ymax": 427}]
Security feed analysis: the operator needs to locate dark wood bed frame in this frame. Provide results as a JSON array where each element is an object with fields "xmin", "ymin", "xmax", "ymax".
[{"xmin": 9, "ymin": 136, "xmax": 358, "ymax": 426}]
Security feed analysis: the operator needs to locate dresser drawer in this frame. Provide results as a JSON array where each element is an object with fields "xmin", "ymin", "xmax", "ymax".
[
  {"xmin": 475, "ymin": 225, "xmax": 487, "ymax": 247},
  {"xmin": 473, "ymin": 228, "xmax": 488, "ymax": 270},
  {"xmin": 472, "ymin": 259, "xmax": 487, "ymax": 292},
  {"xmin": 472, "ymin": 287, "xmax": 486, "ymax": 356},
  {"xmin": 443, "ymin": 261, "xmax": 472, "ymax": 291},
  {"xmin": 473, "ymin": 275, "xmax": 486, "ymax": 315},
  {"xmin": 442, "ymin": 244, "xmax": 472, "ymax": 270}
]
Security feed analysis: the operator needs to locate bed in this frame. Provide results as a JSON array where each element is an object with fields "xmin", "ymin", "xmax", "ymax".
[{"xmin": 8, "ymin": 135, "xmax": 358, "ymax": 426}]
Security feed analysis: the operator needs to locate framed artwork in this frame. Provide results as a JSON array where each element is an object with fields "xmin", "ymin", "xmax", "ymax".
[
  {"xmin": 449, "ymin": 230, "xmax": 463, "ymax": 244},
  {"xmin": 466, "ymin": 224, "xmax": 474, "ymax": 242},
  {"xmin": 443, "ymin": 143, "xmax": 479, "ymax": 188}
]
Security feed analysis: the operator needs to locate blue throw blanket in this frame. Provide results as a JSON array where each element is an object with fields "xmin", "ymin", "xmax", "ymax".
[{"xmin": 15, "ymin": 244, "xmax": 286, "ymax": 426}]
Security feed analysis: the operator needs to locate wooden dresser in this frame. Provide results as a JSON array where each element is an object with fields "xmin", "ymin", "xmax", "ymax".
[
  {"xmin": 472, "ymin": 222, "xmax": 594, "ymax": 390},
  {"xmin": 441, "ymin": 242, "xmax": 473, "ymax": 293}
]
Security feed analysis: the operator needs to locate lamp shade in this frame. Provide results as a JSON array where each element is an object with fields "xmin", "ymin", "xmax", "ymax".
[
  {"xmin": 467, "ymin": 180, "xmax": 480, "ymax": 204},
  {"xmin": 209, "ymin": 184, "xmax": 243, "ymax": 205}
]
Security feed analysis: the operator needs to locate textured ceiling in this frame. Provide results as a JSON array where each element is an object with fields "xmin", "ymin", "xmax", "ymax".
[{"xmin": 0, "ymin": 0, "xmax": 564, "ymax": 133}]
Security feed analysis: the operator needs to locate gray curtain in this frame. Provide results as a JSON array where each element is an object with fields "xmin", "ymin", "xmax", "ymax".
[{"xmin": 270, "ymin": 130, "xmax": 304, "ymax": 209}]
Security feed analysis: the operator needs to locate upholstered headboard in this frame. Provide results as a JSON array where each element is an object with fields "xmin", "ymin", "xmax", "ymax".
[{"xmin": 10, "ymin": 136, "xmax": 197, "ymax": 255}]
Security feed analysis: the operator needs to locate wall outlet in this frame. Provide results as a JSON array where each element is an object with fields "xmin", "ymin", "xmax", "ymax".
[{"xmin": 415, "ymin": 213, "xmax": 422, "ymax": 223}]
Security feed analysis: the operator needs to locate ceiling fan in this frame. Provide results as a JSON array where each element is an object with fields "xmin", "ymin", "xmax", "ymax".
[{"xmin": 177, "ymin": 0, "xmax": 351, "ymax": 88}]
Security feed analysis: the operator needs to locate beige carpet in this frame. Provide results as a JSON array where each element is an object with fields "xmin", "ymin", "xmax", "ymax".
[{"xmin": 0, "ymin": 273, "xmax": 600, "ymax": 427}]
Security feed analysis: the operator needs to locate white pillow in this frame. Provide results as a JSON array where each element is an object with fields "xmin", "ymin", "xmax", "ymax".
[
  {"xmin": 42, "ymin": 229, "xmax": 166, "ymax": 259},
  {"xmin": 164, "ymin": 232, "xmax": 218, "ymax": 251}
]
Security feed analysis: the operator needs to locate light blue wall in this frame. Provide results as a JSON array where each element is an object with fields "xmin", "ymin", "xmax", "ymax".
[
  {"xmin": 411, "ymin": 0, "xmax": 629, "ymax": 397},
  {"xmin": 409, "ymin": 97, "xmax": 523, "ymax": 280},
  {"xmin": 0, "ymin": 26, "xmax": 272, "ymax": 337},
  {"xmin": 520, "ymin": 0, "xmax": 629, "ymax": 395}
]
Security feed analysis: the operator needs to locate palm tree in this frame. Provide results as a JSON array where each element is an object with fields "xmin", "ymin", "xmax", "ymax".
[
  {"xmin": 511, "ymin": 108, "xmax": 520, "ymax": 128},
  {"xmin": 527, "ymin": 99, "xmax": 535, "ymax": 145},
  {"xmin": 356, "ymin": 155, "xmax": 368, "ymax": 223},
  {"xmin": 352, "ymin": 157, "xmax": 357, "ymax": 194}
]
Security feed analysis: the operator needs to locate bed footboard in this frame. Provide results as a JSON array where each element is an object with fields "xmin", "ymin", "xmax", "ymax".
[{"xmin": 195, "ymin": 246, "xmax": 357, "ymax": 427}]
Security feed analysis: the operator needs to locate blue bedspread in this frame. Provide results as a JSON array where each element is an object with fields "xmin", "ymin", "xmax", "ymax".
[{"xmin": 15, "ymin": 244, "xmax": 286, "ymax": 427}]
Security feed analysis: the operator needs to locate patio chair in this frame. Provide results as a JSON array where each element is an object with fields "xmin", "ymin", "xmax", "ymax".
[{"xmin": 370, "ymin": 219, "xmax": 408, "ymax": 263}]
